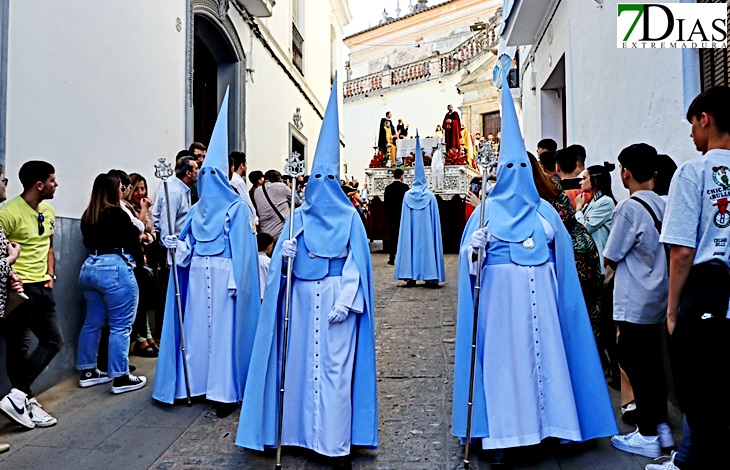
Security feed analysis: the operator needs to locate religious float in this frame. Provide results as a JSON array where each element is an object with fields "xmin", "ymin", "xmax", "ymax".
[{"xmin": 364, "ymin": 137, "xmax": 488, "ymax": 253}]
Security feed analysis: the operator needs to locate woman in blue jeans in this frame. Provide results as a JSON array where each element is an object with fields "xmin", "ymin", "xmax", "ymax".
[{"xmin": 77, "ymin": 172, "xmax": 146, "ymax": 394}]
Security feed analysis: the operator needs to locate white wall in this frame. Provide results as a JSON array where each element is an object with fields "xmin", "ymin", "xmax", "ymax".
[
  {"xmin": 343, "ymin": 73, "xmax": 462, "ymax": 183},
  {"xmin": 518, "ymin": 0, "xmax": 700, "ymax": 198},
  {"xmin": 5, "ymin": 0, "xmax": 187, "ymax": 218},
  {"xmin": 231, "ymin": 0, "xmax": 349, "ymax": 177}
]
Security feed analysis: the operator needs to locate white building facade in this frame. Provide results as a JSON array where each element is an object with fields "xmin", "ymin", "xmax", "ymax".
[
  {"xmin": 342, "ymin": 0, "xmax": 503, "ymax": 182},
  {"xmin": 502, "ymin": 0, "xmax": 729, "ymax": 196},
  {"xmin": 0, "ymin": 0, "xmax": 350, "ymax": 392}
]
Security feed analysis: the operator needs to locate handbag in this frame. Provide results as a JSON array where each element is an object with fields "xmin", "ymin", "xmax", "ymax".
[{"xmin": 4, "ymin": 290, "xmax": 29, "ymax": 318}]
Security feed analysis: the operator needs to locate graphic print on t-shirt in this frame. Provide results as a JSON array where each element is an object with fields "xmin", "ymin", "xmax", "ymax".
[
  {"xmin": 714, "ymin": 198, "xmax": 730, "ymax": 228},
  {"xmin": 709, "ymin": 167, "xmax": 730, "ymax": 229},
  {"xmin": 712, "ymin": 166, "xmax": 730, "ymax": 189}
]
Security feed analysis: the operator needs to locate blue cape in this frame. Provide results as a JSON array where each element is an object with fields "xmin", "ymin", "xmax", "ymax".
[
  {"xmin": 395, "ymin": 135, "xmax": 445, "ymax": 282},
  {"xmin": 235, "ymin": 210, "xmax": 379, "ymax": 450},
  {"xmin": 153, "ymin": 87, "xmax": 261, "ymax": 404},
  {"xmin": 451, "ymin": 200, "xmax": 618, "ymax": 441},
  {"xmin": 152, "ymin": 199, "xmax": 261, "ymax": 404},
  {"xmin": 393, "ymin": 194, "xmax": 445, "ymax": 282}
]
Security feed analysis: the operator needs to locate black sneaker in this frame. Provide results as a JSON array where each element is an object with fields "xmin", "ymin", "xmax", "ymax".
[
  {"xmin": 111, "ymin": 374, "xmax": 147, "ymax": 395},
  {"xmin": 214, "ymin": 402, "xmax": 241, "ymax": 419},
  {"xmin": 79, "ymin": 369, "xmax": 113, "ymax": 388},
  {"xmin": 330, "ymin": 456, "xmax": 352, "ymax": 470}
]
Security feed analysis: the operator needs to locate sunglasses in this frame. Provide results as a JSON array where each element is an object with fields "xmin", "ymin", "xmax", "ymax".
[
  {"xmin": 1, "ymin": 178, "xmax": 7, "ymax": 185},
  {"xmin": 38, "ymin": 213, "xmax": 45, "ymax": 236}
]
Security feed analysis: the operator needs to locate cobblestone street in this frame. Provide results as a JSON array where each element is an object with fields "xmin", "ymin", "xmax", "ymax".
[{"xmin": 0, "ymin": 253, "xmax": 682, "ymax": 469}]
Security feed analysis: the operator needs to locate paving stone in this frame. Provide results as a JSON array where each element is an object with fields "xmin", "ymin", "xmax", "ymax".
[
  {"xmin": 0, "ymin": 445, "xmax": 91, "ymax": 470},
  {"xmin": 1, "ymin": 252, "xmax": 686, "ymax": 469},
  {"xmin": 75, "ymin": 426, "xmax": 185, "ymax": 470}
]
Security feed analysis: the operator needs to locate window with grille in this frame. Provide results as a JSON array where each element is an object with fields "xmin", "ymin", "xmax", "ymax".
[
  {"xmin": 699, "ymin": 0, "xmax": 729, "ymax": 89},
  {"xmin": 292, "ymin": 0, "xmax": 303, "ymax": 75},
  {"xmin": 292, "ymin": 23, "xmax": 304, "ymax": 74}
]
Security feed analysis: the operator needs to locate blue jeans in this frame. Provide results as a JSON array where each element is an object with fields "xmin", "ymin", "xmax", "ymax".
[
  {"xmin": 76, "ymin": 254, "xmax": 138, "ymax": 378},
  {"xmin": 676, "ymin": 416, "xmax": 691, "ymax": 465}
]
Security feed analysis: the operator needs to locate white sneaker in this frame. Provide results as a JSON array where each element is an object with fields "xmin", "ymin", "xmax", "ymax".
[
  {"xmin": 111, "ymin": 374, "xmax": 147, "ymax": 394},
  {"xmin": 611, "ymin": 428, "xmax": 661, "ymax": 458},
  {"xmin": 0, "ymin": 388, "xmax": 35, "ymax": 429},
  {"xmin": 27, "ymin": 397, "xmax": 57, "ymax": 427},
  {"xmin": 657, "ymin": 423, "xmax": 675, "ymax": 448},
  {"xmin": 646, "ymin": 451, "xmax": 680, "ymax": 470}
]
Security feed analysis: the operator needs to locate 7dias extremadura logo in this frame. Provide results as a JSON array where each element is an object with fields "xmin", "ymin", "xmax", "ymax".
[{"xmin": 617, "ymin": 3, "xmax": 727, "ymax": 48}]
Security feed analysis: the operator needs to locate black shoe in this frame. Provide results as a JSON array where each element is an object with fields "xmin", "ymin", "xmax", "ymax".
[
  {"xmin": 387, "ymin": 259, "xmax": 395, "ymax": 265},
  {"xmin": 111, "ymin": 374, "xmax": 147, "ymax": 394},
  {"xmin": 133, "ymin": 341, "xmax": 158, "ymax": 358},
  {"xmin": 330, "ymin": 456, "xmax": 352, "ymax": 470},
  {"xmin": 214, "ymin": 402, "xmax": 240, "ymax": 419},
  {"xmin": 424, "ymin": 280, "xmax": 441, "ymax": 289},
  {"xmin": 484, "ymin": 449, "xmax": 508, "ymax": 467},
  {"xmin": 79, "ymin": 369, "xmax": 113, "ymax": 388},
  {"xmin": 402, "ymin": 280, "xmax": 417, "ymax": 288}
]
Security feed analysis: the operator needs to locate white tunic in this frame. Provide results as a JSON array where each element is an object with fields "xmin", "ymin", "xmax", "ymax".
[
  {"xmin": 281, "ymin": 248, "xmax": 365, "ymax": 457},
  {"xmin": 173, "ymin": 221, "xmax": 240, "ymax": 403},
  {"xmin": 476, "ymin": 216, "xmax": 582, "ymax": 449}
]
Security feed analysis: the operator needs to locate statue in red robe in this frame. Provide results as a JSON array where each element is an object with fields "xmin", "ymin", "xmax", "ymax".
[{"xmin": 442, "ymin": 105, "xmax": 461, "ymax": 151}]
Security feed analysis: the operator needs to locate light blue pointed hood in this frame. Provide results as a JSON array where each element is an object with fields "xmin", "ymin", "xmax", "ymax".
[
  {"xmin": 484, "ymin": 55, "xmax": 541, "ymax": 244},
  {"xmin": 301, "ymin": 75, "xmax": 356, "ymax": 258},
  {"xmin": 403, "ymin": 133, "xmax": 432, "ymax": 210},
  {"xmin": 192, "ymin": 89, "xmax": 240, "ymax": 242}
]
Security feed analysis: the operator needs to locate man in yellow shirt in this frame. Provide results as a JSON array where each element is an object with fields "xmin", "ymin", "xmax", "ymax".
[{"xmin": 0, "ymin": 161, "xmax": 61, "ymax": 430}]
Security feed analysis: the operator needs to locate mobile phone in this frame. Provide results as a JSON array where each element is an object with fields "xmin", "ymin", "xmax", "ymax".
[{"xmin": 470, "ymin": 182, "xmax": 481, "ymax": 195}]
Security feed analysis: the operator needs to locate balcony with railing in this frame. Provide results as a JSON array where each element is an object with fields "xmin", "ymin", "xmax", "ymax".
[
  {"xmin": 344, "ymin": 17, "xmax": 501, "ymax": 101},
  {"xmin": 235, "ymin": 0, "xmax": 275, "ymax": 17}
]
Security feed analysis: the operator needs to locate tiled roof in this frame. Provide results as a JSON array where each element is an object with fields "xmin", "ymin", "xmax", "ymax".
[{"xmin": 344, "ymin": 0, "xmax": 458, "ymax": 41}]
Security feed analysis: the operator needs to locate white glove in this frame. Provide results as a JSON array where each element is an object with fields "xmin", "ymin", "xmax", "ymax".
[
  {"xmin": 470, "ymin": 228, "xmax": 489, "ymax": 251},
  {"xmin": 162, "ymin": 235, "xmax": 179, "ymax": 249},
  {"xmin": 328, "ymin": 304, "xmax": 350, "ymax": 324},
  {"xmin": 281, "ymin": 238, "xmax": 297, "ymax": 259}
]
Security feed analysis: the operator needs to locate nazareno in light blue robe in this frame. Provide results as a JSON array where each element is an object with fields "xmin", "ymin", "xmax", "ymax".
[
  {"xmin": 235, "ymin": 211, "xmax": 378, "ymax": 456},
  {"xmin": 236, "ymin": 75, "xmax": 378, "ymax": 457},
  {"xmin": 451, "ymin": 56, "xmax": 617, "ymax": 447},
  {"xmin": 394, "ymin": 135, "xmax": 446, "ymax": 282},
  {"xmin": 451, "ymin": 201, "xmax": 618, "ymax": 446},
  {"xmin": 153, "ymin": 90, "xmax": 261, "ymax": 405}
]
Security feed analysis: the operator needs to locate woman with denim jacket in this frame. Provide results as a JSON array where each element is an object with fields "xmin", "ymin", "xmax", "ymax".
[
  {"xmin": 76, "ymin": 173, "xmax": 146, "ymax": 394},
  {"xmin": 575, "ymin": 163, "xmax": 617, "ymax": 274}
]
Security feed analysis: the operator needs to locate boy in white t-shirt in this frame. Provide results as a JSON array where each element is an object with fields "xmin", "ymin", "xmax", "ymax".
[
  {"xmin": 257, "ymin": 232, "xmax": 274, "ymax": 301},
  {"xmin": 604, "ymin": 144, "xmax": 672, "ymax": 459},
  {"xmin": 659, "ymin": 85, "xmax": 730, "ymax": 469}
]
